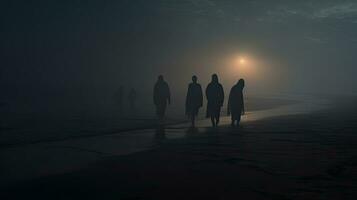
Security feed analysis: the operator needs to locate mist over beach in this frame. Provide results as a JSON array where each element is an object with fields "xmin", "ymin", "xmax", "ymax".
[{"xmin": 1, "ymin": 1, "xmax": 357, "ymax": 199}]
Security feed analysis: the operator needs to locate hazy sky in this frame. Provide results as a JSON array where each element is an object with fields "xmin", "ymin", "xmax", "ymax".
[{"xmin": 2, "ymin": 0, "xmax": 357, "ymax": 101}]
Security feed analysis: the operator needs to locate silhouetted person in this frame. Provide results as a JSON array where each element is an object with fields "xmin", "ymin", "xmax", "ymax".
[
  {"xmin": 153, "ymin": 75, "xmax": 171, "ymax": 122},
  {"xmin": 114, "ymin": 86, "xmax": 124, "ymax": 112},
  {"xmin": 228, "ymin": 79, "xmax": 245, "ymax": 126},
  {"xmin": 185, "ymin": 75, "xmax": 203, "ymax": 127},
  {"xmin": 206, "ymin": 74, "xmax": 224, "ymax": 127},
  {"xmin": 128, "ymin": 88, "xmax": 137, "ymax": 110}
]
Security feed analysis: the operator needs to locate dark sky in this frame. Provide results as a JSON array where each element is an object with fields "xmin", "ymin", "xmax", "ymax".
[{"xmin": 2, "ymin": 0, "xmax": 357, "ymax": 102}]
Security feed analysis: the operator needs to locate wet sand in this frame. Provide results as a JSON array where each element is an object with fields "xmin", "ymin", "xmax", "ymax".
[
  {"xmin": 0, "ymin": 95, "xmax": 299, "ymax": 147},
  {"xmin": 0, "ymin": 95, "xmax": 320, "ymax": 186},
  {"xmin": 2, "ymin": 95, "xmax": 357, "ymax": 199}
]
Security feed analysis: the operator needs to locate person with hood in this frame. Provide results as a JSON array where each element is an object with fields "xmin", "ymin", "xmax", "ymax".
[
  {"xmin": 185, "ymin": 75, "xmax": 203, "ymax": 127},
  {"xmin": 205, "ymin": 74, "xmax": 224, "ymax": 127},
  {"xmin": 228, "ymin": 79, "xmax": 245, "ymax": 126},
  {"xmin": 153, "ymin": 75, "xmax": 171, "ymax": 121}
]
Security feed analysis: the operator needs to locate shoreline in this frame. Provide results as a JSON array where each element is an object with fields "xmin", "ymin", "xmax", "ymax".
[
  {"xmin": 0, "ymin": 95, "xmax": 304, "ymax": 148},
  {"xmin": 1, "ymin": 95, "xmax": 350, "ymax": 197},
  {"xmin": 3, "ymin": 102, "xmax": 357, "ymax": 199}
]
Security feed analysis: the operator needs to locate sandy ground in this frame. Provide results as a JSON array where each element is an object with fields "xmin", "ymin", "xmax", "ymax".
[{"xmin": 1, "ymin": 95, "xmax": 357, "ymax": 199}]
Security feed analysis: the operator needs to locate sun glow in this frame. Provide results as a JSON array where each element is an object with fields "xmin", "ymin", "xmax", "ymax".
[
  {"xmin": 236, "ymin": 57, "xmax": 250, "ymax": 71},
  {"xmin": 225, "ymin": 54, "xmax": 258, "ymax": 80},
  {"xmin": 239, "ymin": 58, "xmax": 246, "ymax": 64},
  {"xmin": 220, "ymin": 52, "xmax": 275, "ymax": 93}
]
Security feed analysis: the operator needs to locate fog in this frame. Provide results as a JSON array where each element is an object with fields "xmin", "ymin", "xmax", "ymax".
[{"xmin": 1, "ymin": 0, "xmax": 357, "ymax": 118}]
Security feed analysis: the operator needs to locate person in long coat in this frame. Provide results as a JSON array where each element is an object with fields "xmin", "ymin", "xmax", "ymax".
[
  {"xmin": 227, "ymin": 79, "xmax": 245, "ymax": 126},
  {"xmin": 206, "ymin": 74, "xmax": 224, "ymax": 127},
  {"xmin": 185, "ymin": 75, "xmax": 203, "ymax": 127},
  {"xmin": 153, "ymin": 75, "xmax": 171, "ymax": 121}
]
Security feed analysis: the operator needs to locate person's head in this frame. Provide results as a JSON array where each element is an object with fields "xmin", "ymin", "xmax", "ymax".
[
  {"xmin": 192, "ymin": 75, "xmax": 197, "ymax": 83},
  {"xmin": 158, "ymin": 75, "xmax": 164, "ymax": 82},
  {"xmin": 211, "ymin": 74, "xmax": 218, "ymax": 83},
  {"xmin": 237, "ymin": 78, "xmax": 245, "ymax": 88}
]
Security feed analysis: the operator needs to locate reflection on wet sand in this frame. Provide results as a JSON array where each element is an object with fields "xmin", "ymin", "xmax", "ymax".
[
  {"xmin": 0, "ymin": 95, "xmax": 330, "ymax": 186},
  {"xmin": 5, "ymin": 95, "xmax": 355, "ymax": 199},
  {"xmin": 155, "ymin": 125, "xmax": 166, "ymax": 141}
]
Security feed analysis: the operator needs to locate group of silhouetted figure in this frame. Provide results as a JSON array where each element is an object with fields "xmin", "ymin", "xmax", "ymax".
[{"xmin": 153, "ymin": 74, "xmax": 245, "ymax": 127}]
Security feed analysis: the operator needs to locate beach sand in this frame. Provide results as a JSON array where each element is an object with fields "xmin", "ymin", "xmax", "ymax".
[{"xmin": 1, "ymin": 95, "xmax": 357, "ymax": 199}]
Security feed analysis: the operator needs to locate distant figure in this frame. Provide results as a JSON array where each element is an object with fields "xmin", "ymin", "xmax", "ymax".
[
  {"xmin": 153, "ymin": 75, "xmax": 171, "ymax": 121},
  {"xmin": 114, "ymin": 86, "xmax": 124, "ymax": 111},
  {"xmin": 185, "ymin": 75, "xmax": 203, "ymax": 127},
  {"xmin": 228, "ymin": 79, "xmax": 245, "ymax": 126},
  {"xmin": 128, "ymin": 88, "xmax": 137, "ymax": 110},
  {"xmin": 206, "ymin": 74, "xmax": 224, "ymax": 127}
]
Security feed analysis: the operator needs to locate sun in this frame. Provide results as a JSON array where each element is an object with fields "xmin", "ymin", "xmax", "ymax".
[
  {"xmin": 239, "ymin": 58, "xmax": 246, "ymax": 64},
  {"xmin": 225, "ymin": 54, "xmax": 257, "ymax": 77}
]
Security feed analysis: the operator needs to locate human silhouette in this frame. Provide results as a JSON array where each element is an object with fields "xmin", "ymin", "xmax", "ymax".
[
  {"xmin": 128, "ymin": 88, "xmax": 137, "ymax": 110},
  {"xmin": 185, "ymin": 75, "xmax": 203, "ymax": 127},
  {"xmin": 228, "ymin": 79, "xmax": 245, "ymax": 126},
  {"xmin": 206, "ymin": 74, "xmax": 224, "ymax": 127},
  {"xmin": 153, "ymin": 75, "xmax": 171, "ymax": 122},
  {"xmin": 114, "ymin": 86, "xmax": 124, "ymax": 112}
]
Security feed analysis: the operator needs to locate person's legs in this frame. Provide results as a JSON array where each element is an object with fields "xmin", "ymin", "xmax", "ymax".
[
  {"xmin": 210, "ymin": 116, "xmax": 215, "ymax": 127},
  {"xmin": 162, "ymin": 105, "xmax": 167, "ymax": 122},
  {"xmin": 215, "ymin": 107, "xmax": 221, "ymax": 126},
  {"xmin": 231, "ymin": 115, "xmax": 235, "ymax": 127},
  {"xmin": 156, "ymin": 106, "xmax": 160, "ymax": 119},
  {"xmin": 157, "ymin": 111, "xmax": 163, "ymax": 123},
  {"xmin": 236, "ymin": 114, "xmax": 242, "ymax": 126},
  {"xmin": 208, "ymin": 108, "xmax": 215, "ymax": 127},
  {"xmin": 157, "ymin": 104, "xmax": 166, "ymax": 123},
  {"xmin": 191, "ymin": 114, "xmax": 195, "ymax": 127}
]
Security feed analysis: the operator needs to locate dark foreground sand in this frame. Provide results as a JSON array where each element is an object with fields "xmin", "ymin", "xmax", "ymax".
[{"xmin": 2, "ymin": 96, "xmax": 357, "ymax": 200}]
